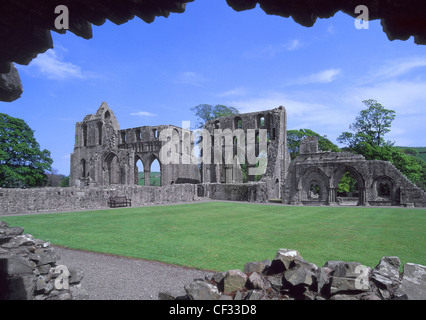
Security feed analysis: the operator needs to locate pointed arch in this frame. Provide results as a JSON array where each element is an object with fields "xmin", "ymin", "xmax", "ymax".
[
  {"xmin": 134, "ymin": 154, "xmax": 145, "ymax": 185},
  {"xmin": 298, "ymin": 166, "xmax": 330, "ymax": 204},
  {"xmin": 333, "ymin": 165, "xmax": 366, "ymax": 205},
  {"xmin": 105, "ymin": 152, "xmax": 120, "ymax": 185},
  {"xmin": 144, "ymin": 153, "xmax": 162, "ymax": 186}
]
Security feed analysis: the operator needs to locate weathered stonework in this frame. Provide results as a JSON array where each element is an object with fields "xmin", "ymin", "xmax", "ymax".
[
  {"xmin": 70, "ymin": 102, "xmax": 200, "ymax": 188},
  {"xmin": 1, "ymin": 102, "xmax": 426, "ymax": 216},
  {"xmin": 160, "ymin": 248, "xmax": 426, "ymax": 300},
  {"xmin": 201, "ymin": 106, "xmax": 290, "ymax": 201},
  {"xmin": 0, "ymin": 184, "xmax": 198, "ymax": 216},
  {"xmin": 283, "ymin": 137, "xmax": 426, "ymax": 207},
  {"xmin": 0, "ymin": 221, "xmax": 88, "ymax": 300}
]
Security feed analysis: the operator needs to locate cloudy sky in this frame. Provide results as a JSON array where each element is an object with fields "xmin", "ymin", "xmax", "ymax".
[{"xmin": 2, "ymin": 1, "xmax": 426, "ymax": 175}]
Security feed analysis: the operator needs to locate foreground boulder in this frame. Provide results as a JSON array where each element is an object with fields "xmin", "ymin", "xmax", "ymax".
[
  {"xmin": 160, "ymin": 249, "xmax": 426, "ymax": 300},
  {"xmin": 0, "ymin": 220, "xmax": 88, "ymax": 300},
  {"xmin": 394, "ymin": 263, "xmax": 426, "ymax": 300}
]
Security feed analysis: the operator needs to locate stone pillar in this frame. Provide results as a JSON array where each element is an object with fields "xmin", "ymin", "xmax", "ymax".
[
  {"xmin": 358, "ymin": 187, "xmax": 368, "ymax": 206},
  {"xmin": 247, "ymin": 165, "xmax": 256, "ymax": 182},
  {"xmin": 144, "ymin": 169, "xmax": 150, "ymax": 186},
  {"xmin": 328, "ymin": 188, "xmax": 337, "ymax": 205},
  {"xmin": 225, "ymin": 165, "xmax": 233, "ymax": 183}
]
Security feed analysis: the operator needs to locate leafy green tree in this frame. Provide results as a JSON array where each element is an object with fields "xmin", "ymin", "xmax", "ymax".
[
  {"xmin": 0, "ymin": 113, "xmax": 53, "ymax": 187},
  {"xmin": 337, "ymin": 172, "xmax": 359, "ymax": 196},
  {"xmin": 59, "ymin": 175, "xmax": 70, "ymax": 187},
  {"xmin": 400, "ymin": 147, "xmax": 419, "ymax": 157},
  {"xmin": 191, "ymin": 104, "xmax": 239, "ymax": 129},
  {"xmin": 356, "ymin": 142, "xmax": 423, "ymax": 185},
  {"xmin": 287, "ymin": 129, "xmax": 340, "ymax": 160},
  {"xmin": 337, "ymin": 100, "xmax": 424, "ymax": 188},
  {"xmin": 337, "ymin": 99, "xmax": 396, "ymax": 148},
  {"xmin": 413, "ymin": 158, "xmax": 426, "ymax": 191}
]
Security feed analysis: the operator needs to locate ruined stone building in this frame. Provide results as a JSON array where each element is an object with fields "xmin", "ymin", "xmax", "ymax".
[
  {"xmin": 200, "ymin": 106, "xmax": 290, "ymax": 200},
  {"xmin": 68, "ymin": 102, "xmax": 426, "ymax": 209},
  {"xmin": 70, "ymin": 102, "xmax": 200, "ymax": 188},
  {"xmin": 283, "ymin": 137, "xmax": 426, "ymax": 207}
]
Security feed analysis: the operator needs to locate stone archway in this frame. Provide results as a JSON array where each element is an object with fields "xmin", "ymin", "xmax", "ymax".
[
  {"xmin": 332, "ymin": 165, "xmax": 366, "ymax": 206},
  {"xmin": 372, "ymin": 175, "xmax": 400, "ymax": 206},
  {"xmin": 144, "ymin": 154, "xmax": 162, "ymax": 186},
  {"xmin": 105, "ymin": 152, "xmax": 121, "ymax": 185},
  {"xmin": 134, "ymin": 155, "xmax": 145, "ymax": 185},
  {"xmin": 298, "ymin": 167, "xmax": 330, "ymax": 205}
]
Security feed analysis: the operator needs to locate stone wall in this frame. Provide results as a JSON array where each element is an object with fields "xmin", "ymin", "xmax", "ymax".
[
  {"xmin": 199, "ymin": 183, "xmax": 269, "ymax": 203},
  {"xmin": 201, "ymin": 106, "xmax": 290, "ymax": 201},
  {"xmin": 70, "ymin": 102, "xmax": 200, "ymax": 188},
  {"xmin": 0, "ymin": 184, "xmax": 198, "ymax": 216},
  {"xmin": 0, "ymin": 221, "xmax": 87, "ymax": 300},
  {"xmin": 160, "ymin": 248, "xmax": 426, "ymax": 300},
  {"xmin": 284, "ymin": 137, "xmax": 426, "ymax": 207}
]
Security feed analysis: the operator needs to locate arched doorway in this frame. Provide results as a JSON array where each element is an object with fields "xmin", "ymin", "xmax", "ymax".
[
  {"xmin": 105, "ymin": 153, "xmax": 120, "ymax": 185},
  {"xmin": 333, "ymin": 166, "xmax": 366, "ymax": 206},
  {"xmin": 299, "ymin": 167, "xmax": 329, "ymax": 205},
  {"xmin": 144, "ymin": 154, "xmax": 162, "ymax": 186},
  {"xmin": 374, "ymin": 176, "xmax": 399, "ymax": 205},
  {"xmin": 150, "ymin": 158, "xmax": 161, "ymax": 186},
  {"xmin": 275, "ymin": 178, "xmax": 280, "ymax": 199},
  {"xmin": 135, "ymin": 156, "xmax": 145, "ymax": 185}
]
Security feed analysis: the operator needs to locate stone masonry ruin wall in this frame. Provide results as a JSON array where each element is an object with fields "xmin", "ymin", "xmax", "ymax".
[
  {"xmin": 0, "ymin": 220, "xmax": 88, "ymax": 300},
  {"xmin": 1, "ymin": 103, "xmax": 426, "ymax": 300},
  {"xmin": 284, "ymin": 137, "xmax": 426, "ymax": 208},
  {"xmin": 1, "ymin": 102, "xmax": 426, "ymax": 216},
  {"xmin": 70, "ymin": 102, "xmax": 200, "ymax": 189},
  {"xmin": 160, "ymin": 248, "xmax": 426, "ymax": 300},
  {"xmin": 0, "ymin": 184, "xmax": 198, "ymax": 216}
]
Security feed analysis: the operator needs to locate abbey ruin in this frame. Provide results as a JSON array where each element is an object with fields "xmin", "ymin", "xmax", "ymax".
[
  {"xmin": 1, "ymin": 101, "xmax": 425, "ymax": 216},
  {"xmin": 65, "ymin": 101, "xmax": 426, "ymax": 210}
]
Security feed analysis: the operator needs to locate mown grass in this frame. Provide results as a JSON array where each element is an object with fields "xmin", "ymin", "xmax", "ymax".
[{"xmin": 2, "ymin": 202, "xmax": 425, "ymax": 271}]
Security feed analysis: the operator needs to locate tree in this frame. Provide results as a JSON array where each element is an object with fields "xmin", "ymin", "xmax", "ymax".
[
  {"xmin": 0, "ymin": 113, "xmax": 53, "ymax": 187},
  {"xmin": 191, "ymin": 104, "xmax": 239, "ymax": 129},
  {"xmin": 337, "ymin": 101, "xmax": 423, "ymax": 187},
  {"xmin": 354, "ymin": 142, "xmax": 423, "ymax": 185},
  {"xmin": 337, "ymin": 172, "xmax": 359, "ymax": 197},
  {"xmin": 287, "ymin": 129, "xmax": 340, "ymax": 160},
  {"xmin": 59, "ymin": 175, "xmax": 70, "ymax": 187},
  {"xmin": 337, "ymin": 99, "xmax": 396, "ymax": 148},
  {"xmin": 400, "ymin": 147, "xmax": 419, "ymax": 157}
]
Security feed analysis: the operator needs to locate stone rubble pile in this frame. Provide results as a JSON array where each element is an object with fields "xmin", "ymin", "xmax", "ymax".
[
  {"xmin": 159, "ymin": 249, "xmax": 426, "ymax": 300},
  {"xmin": 0, "ymin": 220, "xmax": 88, "ymax": 300}
]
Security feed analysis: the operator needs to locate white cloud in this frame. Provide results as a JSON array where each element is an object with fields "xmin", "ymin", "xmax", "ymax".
[
  {"xmin": 223, "ymin": 89, "xmax": 362, "ymax": 144},
  {"xmin": 372, "ymin": 56, "xmax": 426, "ymax": 80},
  {"xmin": 30, "ymin": 49, "xmax": 86, "ymax": 80},
  {"xmin": 286, "ymin": 68, "xmax": 342, "ymax": 85},
  {"xmin": 174, "ymin": 71, "xmax": 207, "ymax": 86},
  {"xmin": 224, "ymin": 56, "xmax": 426, "ymax": 146},
  {"xmin": 244, "ymin": 39, "xmax": 302, "ymax": 58},
  {"xmin": 219, "ymin": 87, "xmax": 248, "ymax": 97},
  {"xmin": 285, "ymin": 39, "xmax": 301, "ymax": 51},
  {"xmin": 130, "ymin": 111, "xmax": 157, "ymax": 117},
  {"xmin": 225, "ymin": 91, "xmax": 343, "ymax": 124},
  {"xmin": 350, "ymin": 80, "xmax": 426, "ymax": 115}
]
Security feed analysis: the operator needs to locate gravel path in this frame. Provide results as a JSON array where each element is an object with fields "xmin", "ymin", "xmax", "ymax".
[{"xmin": 53, "ymin": 246, "xmax": 214, "ymax": 300}]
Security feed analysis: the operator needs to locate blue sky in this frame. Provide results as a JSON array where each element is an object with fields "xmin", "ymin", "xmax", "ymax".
[{"xmin": 1, "ymin": 1, "xmax": 426, "ymax": 175}]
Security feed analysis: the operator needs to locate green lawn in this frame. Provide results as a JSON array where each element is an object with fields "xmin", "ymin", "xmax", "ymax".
[
  {"xmin": 138, "ymin": 172, "xmax": 161, "ymax": 186},
  {"xmin": 2, "ymin": 202, "xmax": 425, "ymax": 271}
]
